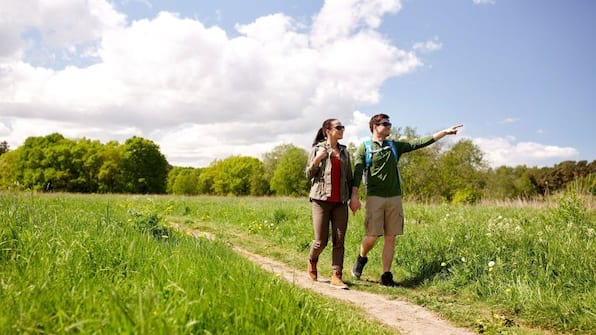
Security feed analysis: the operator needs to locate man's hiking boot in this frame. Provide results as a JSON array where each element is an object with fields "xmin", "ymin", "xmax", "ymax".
[
  {"xmin": 308, "ymin": 259, "xmax": 318, "ymax": 281},
  {"xmin": 351, "ymin": 256, "xmax": 368, "ymax": 279},
  {"xmin": 381, "ymin": 271, "xmax": 398, "ymax": 287}
]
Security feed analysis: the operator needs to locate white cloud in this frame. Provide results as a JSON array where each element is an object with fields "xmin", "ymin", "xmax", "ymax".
[
  {"xmin": 499, "ymin": 117, "xmax": 520, "ymax": 124},
  {"xmin": 413, "ymin": 38, "xmax": 442, "ymax": 53},
  {"xmin": 340, "ymin": 110, "xmax": 374, "ymax": 145},
  {"xmin": 473, "ymin": 137, "xmax": 579, "ymax": 167},
  {"xmin": 0, "ymin": 116, "xmax": 142, "ymax": 149},
  {"xmin": 310, "ymin": 0, "xmax": 401, "ymax": 47},
  {"xmin": 0, "ymin": 0, "xmax": 421, "ymax": 167},
  {"xmin": 473, "ymin": 0, "xmax": 496, "ymax": 4},
  {"xmin": 0, "ymin": 0, "xmax": 125, "ymax": 61}
]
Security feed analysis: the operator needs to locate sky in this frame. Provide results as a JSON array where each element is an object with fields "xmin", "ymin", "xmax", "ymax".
[{"xmin": 1, "ymin": 0, "xmax": 595, "ymax": 168}]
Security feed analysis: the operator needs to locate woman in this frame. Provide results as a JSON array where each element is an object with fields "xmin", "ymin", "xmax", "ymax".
[{"xmin": 304, "ymin": 118, "xmax": 354, "ymax": 289}]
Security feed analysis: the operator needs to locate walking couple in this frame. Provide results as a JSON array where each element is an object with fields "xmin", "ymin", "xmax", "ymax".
[{"xmin": 305, "ymin": 114, "xmax": 462, "ymax": 289}]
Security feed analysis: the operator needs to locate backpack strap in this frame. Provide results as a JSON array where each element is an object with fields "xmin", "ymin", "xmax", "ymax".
[
  {"xmin": 387, "ymin": 140, "xmax": 403, "ymax": 186},
  {"xmin": 387, "ymin": 140, "xmax": 398, "ymax": 162},
  {"xmin": 364, "ymin": 140, "xmax": 373, "ymax": 167},
  {"xmin": 363, "ymin": 139, "xmax": 402, "ymax": 188},
  {"xmin": 364, "ymin": 140, "xmax": 398, "ymax": 167}
]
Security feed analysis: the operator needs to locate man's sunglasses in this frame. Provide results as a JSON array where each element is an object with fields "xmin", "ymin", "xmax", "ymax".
[{"xmin": 376, "ymin": 122, "xmax": 392, "ymax": 127}]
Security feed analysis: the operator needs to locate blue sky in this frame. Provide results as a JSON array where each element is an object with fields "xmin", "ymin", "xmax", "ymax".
[{"xmin": 1, "ymin": 0, "xmax": 594, "ymax": 168}]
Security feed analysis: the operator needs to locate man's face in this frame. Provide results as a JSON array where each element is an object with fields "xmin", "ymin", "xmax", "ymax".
[{"xmin": 373, "ymin": 118, "xmax": 392, "ymax": 137}]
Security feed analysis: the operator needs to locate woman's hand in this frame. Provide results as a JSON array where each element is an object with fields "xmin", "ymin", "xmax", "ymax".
[
  {"xmin": 312, "ymin": 147, "xmax": 328, "ymax": 167},
  {"xmin": 315, "ymin": 147, "xmax": 328, "ymax": 161}
]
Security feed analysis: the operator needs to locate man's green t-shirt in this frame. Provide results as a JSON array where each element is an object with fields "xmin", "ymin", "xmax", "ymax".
[{"xmin": 352, "ymin": 136, "xmax": 435, "ymax": 197}]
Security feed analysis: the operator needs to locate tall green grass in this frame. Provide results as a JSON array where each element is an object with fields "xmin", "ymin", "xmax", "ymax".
[
  {"xmin": 3, "ymin": 192, "xmax": 593, "ymax": 334},
  {"xmin": 0, "ymin": 193, "xmax": 391, "ymax": 334},
  {"xmin": 396, "ymin": 191, "xmax": 595, "ymax": 333},
  {"xmin": 160, "ymin": 193, "xmax": 595, "ymax": 334}
]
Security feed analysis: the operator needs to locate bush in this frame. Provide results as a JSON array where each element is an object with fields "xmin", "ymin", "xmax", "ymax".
[{"xmin": 452, "ymin": 187, "xmax": 482, "ymax": 205}]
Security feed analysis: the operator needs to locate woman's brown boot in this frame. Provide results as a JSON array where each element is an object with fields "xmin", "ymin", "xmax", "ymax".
[
  {"xmin": 330, "ymin": 270, "xmax": 348, "ymax": 289},
  {"xmin": 308, "ymin": 259, "xmax": 318, "ymax": 281}
]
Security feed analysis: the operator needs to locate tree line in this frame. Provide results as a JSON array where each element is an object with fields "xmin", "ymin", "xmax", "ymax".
[
  {"xmin": 0, "ymin": 134, "xmax": 168, "ymax": 194},
  {"xmin": 0, "ymin": 132, "xmax": 593, "ymax": 202}
]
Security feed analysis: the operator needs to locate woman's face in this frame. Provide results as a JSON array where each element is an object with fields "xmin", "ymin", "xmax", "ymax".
[{"xmin": 326, "ymin": 119, "xmax": 345, "ymax": 140}]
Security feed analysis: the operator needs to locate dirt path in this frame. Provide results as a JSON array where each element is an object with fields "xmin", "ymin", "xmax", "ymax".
[{"xmin": 172, "ymin": 223, "xmax": 476, "ymax": 335}]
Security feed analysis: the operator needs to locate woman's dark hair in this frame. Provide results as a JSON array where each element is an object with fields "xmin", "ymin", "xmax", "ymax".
[
  {"xmin": 312, "ymin": 118, "xmax": 336, "ymax": 146},
  {"xmin": 369, "ymin": 113, "xmax": 390, "ymax": 133}
]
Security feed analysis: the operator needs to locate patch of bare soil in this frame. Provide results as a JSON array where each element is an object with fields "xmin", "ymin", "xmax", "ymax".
[{"xmin": 171, "ymin": 223, "xmax": 476, "ymax": 335}]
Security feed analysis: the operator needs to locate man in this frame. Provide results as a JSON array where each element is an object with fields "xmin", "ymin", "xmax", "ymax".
[{"xmin": 348, "ymin": 114, "xmax": 462, "ymax": 286}]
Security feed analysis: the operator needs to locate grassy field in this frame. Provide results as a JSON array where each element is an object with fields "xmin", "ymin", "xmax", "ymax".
[
  {"xmin": 1, "ymin": 191, "xmax": 594, "ymax": 334},
  {"xmin": 0, "ymin": 192, "xmax": 393, "ymax": 334}
]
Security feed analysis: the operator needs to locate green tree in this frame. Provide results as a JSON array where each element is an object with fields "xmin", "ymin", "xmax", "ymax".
[
  {"xmin": 0, "ymin": 149, "xmax": 20, "ymax": 189},
  {"xmin": 528, "ymin": 160, "xmax": 596, "ymax": 197},
  {"xmin": 551, "ymin": 160, "xmax": 577, "ymax": 190},
  {"xmin": 169, "ymin": 167, "xmax": 200, "ymax": 195},
  {"xmin": 393, "ymin": 127, "xmax": 445, "ymax": 201},
  {"xmin": 0, "ymin": 141, "xmax": 8, "ymax": 156},
  {"xmin": 512, "ymin": 165, "xmax": 535, "ymax": 198},
  {"xmin": 485, "ymin": 166, "xmax": 517, "ymax": 200},
  {"xmin": 167, "ymin": 166, "xmax": 184, "ymax": 194},
  {"xmin": 262, "ymin": 144, "xmax": 299, "ymax": 194},
  {"xmin": 391, "ymin": 126, "xmax": 419, "ymax": 142},
  {"xmin": 210, "ymin": 156, "xmax": 267, "ymax": 196},
  {"xmin": 16, "ymin": 133, "xmax": 69, "ymax": 190},
  {"xmin": 347, "ymin": 142, "xmax": 357, "ymax": 162},
  {"xmin": 270, "ymin": 146, "xmax": 309, "ymax": 196},
  {"xmin": 13, "ymin": 134, "xmax": 109, "ymax": 192},
  {"xmin": 121, "ymin": 136, "xmax": 169, "ymax": 194},
  {"xmin": 249, "ymin": 165, "xmax": 270, "ymax": 196},
  {"xmin": 528, "ymin": 166, "xmax": 549, "ymax": 196},
  {"xmin": 197, "ymin": 164, "xmax": 217, "ymax": 194},
  {"xmin": 485, "ymin": 165, "xmax": 536, "ymax": 200},
  {"xmin": 97, "ymin": 141, "xmax": 125, "ymax": 193},
  {"xmin": 400, "ymin": 144, "xmax": 442, "ymax": 201},
  {"xmin": 437, "ymin": 139, "xmax": 486, "ymax": 203},
  {"xmin": 66, "ymin": 138, "xmax": 104, "ymax": 192},
  {"xmin": 571, "ymin": 173, "xmax": 596, "ymax": 195}
]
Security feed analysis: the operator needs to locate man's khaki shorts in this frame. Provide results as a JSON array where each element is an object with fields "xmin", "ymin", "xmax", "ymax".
[{"xmin": 364, "ymin": 195, "xmax": 404, "ymax": 236}]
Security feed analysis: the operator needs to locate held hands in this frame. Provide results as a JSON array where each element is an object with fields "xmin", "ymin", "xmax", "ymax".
[{"xmin": 349, "ymin": 196, "xmax": 361, "ymax": 215}]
